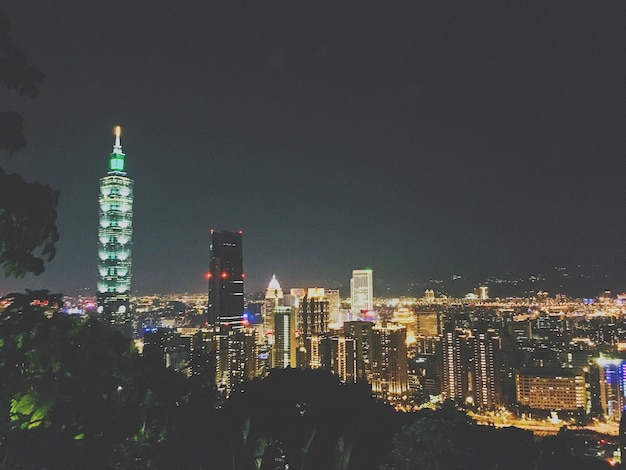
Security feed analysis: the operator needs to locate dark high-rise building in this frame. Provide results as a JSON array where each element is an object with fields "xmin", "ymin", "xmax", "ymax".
[
  {"xmin": 344, "ymin": 320, "xmax": 374, "ymax": 380},
  {"xmin": 207, "ymin": 230, "xmax": 244, "ymax": 326}
]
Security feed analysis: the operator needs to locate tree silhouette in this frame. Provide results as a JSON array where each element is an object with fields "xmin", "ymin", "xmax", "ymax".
[
  {"xmin": 0, "ymin": 295, "xmax": 190, "ymax": 468},
  {"xmin": 220, "ymin": 368, "xmax": 404, "ymax": 470},
  {"xmin": 386, "ymin": 401, "xmax": 474, "ymax": 470},
  {"xmin": 0, "ymin": 10, "xmax": 58, "ymax": 278}
]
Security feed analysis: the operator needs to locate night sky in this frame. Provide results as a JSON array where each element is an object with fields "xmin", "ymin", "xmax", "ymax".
[{"xmin": 2, "ymin": 1, "xmax": 626, "ymax": 296}]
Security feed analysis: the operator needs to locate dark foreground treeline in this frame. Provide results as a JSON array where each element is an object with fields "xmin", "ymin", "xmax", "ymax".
[{"xmin": 0, "ymin": 300, "xmax": 617, "ymax": 469}]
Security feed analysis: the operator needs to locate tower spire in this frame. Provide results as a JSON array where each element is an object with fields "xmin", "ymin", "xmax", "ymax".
[{"xmin": 113, "ymin": 125, "xmax": 123, "ymax": 154}]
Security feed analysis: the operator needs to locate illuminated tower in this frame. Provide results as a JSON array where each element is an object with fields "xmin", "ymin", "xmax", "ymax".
[
  {"xmin": 207, "ymin": 230, "xmax": 244, "ymax": 326},
  {"xmin": 97, "ymin": 126, "xmax": 133, "ymax": 317},
  {"xmin": 351, "ymin": 269, "xmax": 373, "ymax": 316}
]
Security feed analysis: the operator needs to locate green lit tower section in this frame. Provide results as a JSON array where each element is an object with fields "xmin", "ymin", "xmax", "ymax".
[{"xmin": 97, "ymin": 126, "xmax": 133, "ymax": 318}]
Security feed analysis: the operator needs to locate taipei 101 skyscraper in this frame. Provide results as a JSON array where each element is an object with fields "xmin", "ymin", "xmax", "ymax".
[{"xmin": 97, "ymin": 126, "xmax": 133, "ymax": 320}]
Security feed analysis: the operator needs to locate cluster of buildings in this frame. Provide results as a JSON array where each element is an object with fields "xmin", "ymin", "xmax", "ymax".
[
  {"xmin": 189, "ymin": 226, "xmax": 406, "ymax": 398},
  {"xmin": 93, "ymin": 128, "xmax": 626, "ymax": 422}
]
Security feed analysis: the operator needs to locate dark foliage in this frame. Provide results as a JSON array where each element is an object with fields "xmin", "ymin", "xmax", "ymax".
[
  {"xmin": 0, "ymin": 10, "xmax": 58, "ymax": 278},
  {"xmin": 221, "ymin": 368, "xmax": 406, "ymax": 470},
  {"xmin": 0, "ymin": 12, "xmax": 43, "ymax": 100},
  {"xmin": 0, "ymin": 169, "xmax": 59, "ymax": 277},
  {"xmin": 0, "ymin": 298, "xmax": 189, "ymax": 469}
]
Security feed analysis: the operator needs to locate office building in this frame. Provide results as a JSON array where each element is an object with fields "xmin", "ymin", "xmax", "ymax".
[
  {"xmin": 97, "ymin": 126, "xmax": 133, "ymax": 318},
  {"xmin": 415, "ymin": 308, "xmax": 439, "ymax": 337},
  {"xmin": 263, "ymin": 274, "xmax": 283, "ymax": 344},
  {"xmin": 441, "ymin": 328, "xmax": 466, "ymax": 403},
  {"xmin": 516, "ymin": 367, "xmax": 586, "ymax": 411},
  {"xmin": 441, "ymin": 328, "xmax": 503, "ymax": 409},
  {"xmin": 466, "ymin": 330, "xmax": 502, "ymax": 409},
  {"xmin": 207, "ymin": 230, "xmax": 244, "ymax": 326},
  {"xmin": 325, "ymin": 289, "xmax": 341, "ymax": 326},
  {"xmin": 296, "ymin": 288, "xmax": 330, "ymax": 368},
  {"xmin": 598, "ymin": 357, "xmax": 626, "ymax": 420},
  {"xmin": 272, "ymin": 306, "xmax": 296, "ymax": 368},
  {"xmin": 330, "ymin": 334, "xmax": 358, "ymax": 383},
  {"xmin": 216, "ymin": 326, "xmax": 258, "ymax": 396},
  {"xmin": 344, "ymin": 320, "xmax": 374, "ymax": 380},
  {"xmin": 370, "ymin": 323, "xmax": 408, "ymax": 400},
  {"xmin": 351, "ymin": 269, "xmax": 373, "ymax": 316}
]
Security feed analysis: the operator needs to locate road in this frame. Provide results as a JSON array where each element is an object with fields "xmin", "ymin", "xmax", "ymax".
[{"xmin": 471, "ymin": 413, "xmax": 619, "ymax": 437}]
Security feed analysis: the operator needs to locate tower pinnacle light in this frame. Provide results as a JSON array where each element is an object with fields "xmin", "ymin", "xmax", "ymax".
[{"xmin": 113, "ymin": 125, "xmax": 122, "ymax": 150}]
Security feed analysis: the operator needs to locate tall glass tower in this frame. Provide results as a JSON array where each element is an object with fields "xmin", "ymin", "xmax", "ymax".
[{"xmin": 97, "ymin": 126, "xmax": 133, "ymax": 317}]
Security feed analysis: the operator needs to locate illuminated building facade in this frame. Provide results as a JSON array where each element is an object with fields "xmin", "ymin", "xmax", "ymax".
[
  {"xmin": 263, "ymin": 274, "xmax": 283, "ymax": 344},
  {"xmin": 330, "ymin": 334, "xmax": 358, "ymax": 383},
  {"xmin": 415, "ymin": 309, "xmax": 439, "ymax": 337},
  {"xmin": 441, "ymin": 328, "xmax": 503, "ymax": 409},
  {"xmin": 599, "ymin": 358, "xmax": 626, "ymax": 420},
  {"xmin": 515, "ymin": 368, "xmax": 586, "ymax": 411},
  {"xmin": 441, "ymin": 328, "xmax": 466, "ymax": 402},
  {"xmin": 207, "ymin": 230, "xmax": 244, "ymax": 326},
  {"xmin": 466, "ymin": 330, "xmax": 502, "ymax": 409},
  {"xmin": 97, "ymin": 126, "xmax": 133, "ymax": 317},
  {"xmin": 478, "ymin": 286, "xmax": 489, "ymax": 300},
  {"xmin": 344, "ymin": 320, "xmax": 374, "ymax": 380},
  {"xmin": 370, "ymin": 323, "xmax": 408, "ymax": 400},
  {"xmin": 216, "ymin": 326, "xmax": 258, "ymax": 396},
  {"xmin": 272, "ymin": 306, "xmax": 296, "ymax": 368},
  {"xmin": 351, "ymin": 269, "xmax": 373, "ymax": 316},
  {"xmin": 296, "ymin": 288, "xmax": 330, "ymax": 368},
  {"xmin": 325, "ymin": 289, "xmax": 341, "ymax": 326}
]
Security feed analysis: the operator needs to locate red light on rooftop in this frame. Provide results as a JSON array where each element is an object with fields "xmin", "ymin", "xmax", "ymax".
[
  {"xmin": 242, "ymin": 273, "xmax": 246, "ymax": 279},
  {"xmin": 220, "ymin": 271, "xmax": 229, "ymax": 279},
  {"xmin": 238, "ymin": 230, "xmax": 243, "ymax": 234},
  {"xmin": 210, "ymin": 229, "xmax": 214, "ymax": 234},
  {"xmin": 204, "ymin": 272, "xmax": 212, "ymax": 280}
]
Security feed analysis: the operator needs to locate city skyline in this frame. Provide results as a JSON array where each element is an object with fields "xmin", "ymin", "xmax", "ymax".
[{"xmin": 2, "ymin": 2, "xmax": 626, "ymax": 296}]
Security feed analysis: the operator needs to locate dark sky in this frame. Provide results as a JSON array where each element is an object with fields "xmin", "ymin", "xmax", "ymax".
[{"xmin": 2, "ymin": 1, "xmax": 626, "ymax": 296}]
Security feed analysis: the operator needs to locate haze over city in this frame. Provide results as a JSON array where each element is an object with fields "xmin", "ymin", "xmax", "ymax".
[{"xmin": 2, "ymin": 1, "xmax": 626, "ymax": 296}]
